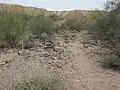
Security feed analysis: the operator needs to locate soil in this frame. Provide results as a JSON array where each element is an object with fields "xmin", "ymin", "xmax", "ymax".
[{"xmin": 0, "ymin": 30, "xmax": 120, "ymax": 90}]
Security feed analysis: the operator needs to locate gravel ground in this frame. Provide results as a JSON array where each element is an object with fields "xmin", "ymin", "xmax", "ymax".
[{"xmin": 0, "ymin": 30, "xmax": 120, "ymax": 90}]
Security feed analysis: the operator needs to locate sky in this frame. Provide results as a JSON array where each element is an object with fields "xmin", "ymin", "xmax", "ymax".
[{"xmin": 0, "ymin": 0, "xmax": 107, "ymax": 11}]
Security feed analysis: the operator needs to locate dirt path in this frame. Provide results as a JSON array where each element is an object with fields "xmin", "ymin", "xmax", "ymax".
[
  {"xmin": 56, "ymin": 31, "xmax": 120, "ymax": 90},
  {"xmin": 0, "ymin": 31, "xmax": 120, "ymax": 90}
]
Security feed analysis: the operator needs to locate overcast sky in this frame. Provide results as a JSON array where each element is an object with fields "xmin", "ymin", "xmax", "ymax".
[{"xmin": 0, "ymin": 0, "xmax": 107, "ymax": 11}]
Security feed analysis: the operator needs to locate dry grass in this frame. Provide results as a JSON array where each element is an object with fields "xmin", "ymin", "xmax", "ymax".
[{"xmin": 16, "ymin": 77, "xmax": 66, "ymax": 90}]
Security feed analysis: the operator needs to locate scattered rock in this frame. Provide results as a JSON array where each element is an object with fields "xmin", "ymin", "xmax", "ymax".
[
  {"xmin": 24, "ymin": 42, "xmax": 34, "ymax": 49},
  {"xmin": 55, "ymin": 62, "xmax": 63, "ymax": 68},
  {"xmin": 41, "ymin": 51, "xmax": 50, "ymax": 57},
  {"xmin": 0, "ymin": 60, "xmax": 12, "ymax": 66},
  {"xmin": 64, "ymin": 40, "xmax": 69, "ymax": 44},
  {"xmin": 0, "ymin": 62, "xmax": 6, "ymax": 65},
  {"xmin": 0, "ymin": 44, "xmax": 6, "ymax": 48},
  {"xmin": 83, "ymin": 45, "xmax": 89, "ymax": 48},
  {"xmin": 44, "ymin": 43, "xmax": 55, "ymax": 49},
  {"xmin": 17, "ymin": 50, "xmax": 24, "ymax": 56},
  {"xmin": 37, "ymin": 63, "xmax": 40, "ymax": 66},
  {"xmin": 52, "ymin": 57, "xmax": 57, "ymax": 60}
]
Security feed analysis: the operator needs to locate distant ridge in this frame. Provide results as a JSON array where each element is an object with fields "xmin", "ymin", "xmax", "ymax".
[{"xmin": 0, "ymin": 3, "xmax": 106, "ymax": 18}]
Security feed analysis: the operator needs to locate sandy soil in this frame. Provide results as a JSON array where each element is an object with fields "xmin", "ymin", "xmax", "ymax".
[{"xmin": 0, "ymin": 30, "xmax": 120, "ymax": 90}]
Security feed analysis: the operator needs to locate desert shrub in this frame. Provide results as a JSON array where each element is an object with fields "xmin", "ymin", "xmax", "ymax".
[
  {"xmin": 49, "ymin": 14, "xmax": 64, "ymax": 21},
  {"xmin": 90, "ymin": 0, "xmax": 120, "ymax": 70},
  {"xmin": 0, "ymin": 9, "xmax": 56, "ymax": 48},
  {"xmin": 64, "ymin": 16, "xmax": 88, "ymax": 31},
  {"xmin": 18, "ymin": 34, "xmax": 34, "ymax": 49},
  {"xmin": 32, "ymin": 15, "xmax": 55, "ymax": 35},
  {"xmin": 31, "ymin": 14, "xmax": 56, "ymax": 43},
  {"xmin": 102, "ymin": 56, "xmax": 120, "ymax": 71},
  {"xmin": 90, "ymin": 0, "xmax": 120, "ymax": 55},
  {"xmin": 56, "ymin": 23, "xmax": 70, "ymax": 31},
  {"xmin": 0, "ymin": 10, "xmax": 32, "ymax": 48},
  {"xmin": 91, "ymin": 6, "xmax": 120, "ymax": 56},
  {"xmin": 16, "ymin": 77, "xmax": 66, "ymax": 90},
  {"xmin": 88, "ymin": 11, "xmax": 107, "ymax": 27}
]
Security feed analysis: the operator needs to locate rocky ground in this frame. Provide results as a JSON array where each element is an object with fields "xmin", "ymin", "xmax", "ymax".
[{"xmin": 0, "ymin": 30, "xmax": 120, "ymax": 90}]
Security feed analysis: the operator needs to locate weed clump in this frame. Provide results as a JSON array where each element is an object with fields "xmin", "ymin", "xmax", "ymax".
[
  {"xmin": 0, "ymin": 10, "xmax": 32, "ymax": 48},
  {"xmin": 16, "ymin": 77, "xmax": 66, "ymax": 90},
  {"xmin": 0, "ymin": 9, "xmax": 56, "ymax": 49},
  {"xmin": 102, "ymin": 56, "xmax": 120, "ymax": 71}
]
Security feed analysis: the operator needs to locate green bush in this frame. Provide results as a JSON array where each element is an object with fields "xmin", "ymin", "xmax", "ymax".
[
  {"xmin": 16, "ymin": 77, "xmax": 66, "ymax": 90},
  {"xmin": 88, "ymin": 11, "xmax": 107, "ymax": 27},
  {"xmin": 32, "ymin": 15, "xmax": 55, "ymax": 36},
  {"xmin": 0, "ymin": 9, "xmax": 56, "ymax": 48},
  {"xmin": 64, "ymin": 16, "xmax": 88, "ymax": 31},
  {"xmin": 49, "ymin": 14, "xmax": 64, "ymax": 21},
  {"xmin": 102, "ymin": 56, "xmax": 120, "ymax": 71},
  {"xmin": 31, "ymin": 15, "xmax": 56, "ymax": 43},
  {"xmin": 90, "ymin": 1, "xmax": 120, "ymax": 71},
  {"xmin": 57, "ymin": 23, "xmax": 70, "ymax": 30},
  {"xmin": 0, "ymin": 10, "xmax": 32, "ymax": 48},
  {"xmin": 90, "ymin": 4, "xmax": 120, "ymax": 57}
]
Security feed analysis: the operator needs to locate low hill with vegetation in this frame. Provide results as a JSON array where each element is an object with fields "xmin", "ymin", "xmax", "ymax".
[
  {"xmin": 0, "ymin": 3, "xmax": 106, "ymax": 46},
  {"xmin": 0, "ymin": 3, "xmax": 47, "ymax": 15}
]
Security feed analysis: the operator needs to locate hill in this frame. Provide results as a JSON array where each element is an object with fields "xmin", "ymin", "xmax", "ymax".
[
  {"xmin": 0, "ymin": 3, "xmax": 106, "ymax": 18},
  {"xmin": 0, "ymin": 3, "xmax": 47, "ymax": 15}
]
